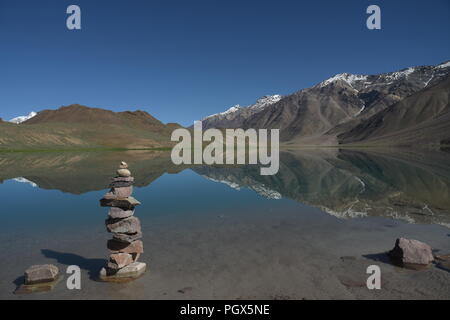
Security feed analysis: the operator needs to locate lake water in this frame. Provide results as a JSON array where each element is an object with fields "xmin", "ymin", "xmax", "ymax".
[{"xmin": 1, "ymin": 148, "xmax": 450, "ymax": 299}]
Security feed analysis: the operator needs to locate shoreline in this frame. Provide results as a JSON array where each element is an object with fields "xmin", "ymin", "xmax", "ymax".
[{"xmin": 2, "ymin": 201, "xmax": 450, "ymax": 300}]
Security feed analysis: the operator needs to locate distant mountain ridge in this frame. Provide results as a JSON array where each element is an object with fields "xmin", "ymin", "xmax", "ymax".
[
  {"xmin": 2, "ymin": 60, "xmax": 449, "ymax": 150},
  {"xmin": 198, "ymin": 60, "xmax": 450, "ymax": 147},
  {"xmin": 0, "ymin": 104, "xmax": 181, "ymax": 150},
  {"xmin": 199, "ymin": 95, "xmax": 282, "ymax": 129}
]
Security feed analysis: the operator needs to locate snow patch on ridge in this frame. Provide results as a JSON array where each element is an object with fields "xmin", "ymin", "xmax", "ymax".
[
  {"xmin": 320, "ymin": 73, "xmax": 368, "ymax": 88},
  {"xmin": 384, "ymin": 67, "xmax": 415, "ymax": 81},
  {"xmin": 202, "ymin": 95, "xmax": 282, "ymax": 121},
  {"xmin": 9, "ymin": 111, "xmax": 37, "ymax": 124},
  {"xmin": 204, "ymin": 105, "xmax": 242, "ymax": 120},
  {"xmin": 436, "ymin": 61, "xmax": 450, "ymax": 69}
]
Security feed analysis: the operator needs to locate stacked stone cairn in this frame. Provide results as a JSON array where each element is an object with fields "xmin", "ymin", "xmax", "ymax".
[{"xmin": 99, "ymin": 161, "xmax": 146, "ymax": 281}]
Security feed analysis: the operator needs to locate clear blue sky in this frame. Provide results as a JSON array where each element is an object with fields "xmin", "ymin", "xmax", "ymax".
[{"xmin": 1, "ymin": 0, "xmax": 449, "ymax": 126}]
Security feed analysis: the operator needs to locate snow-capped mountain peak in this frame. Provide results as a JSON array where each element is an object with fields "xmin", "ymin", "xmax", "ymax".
[
  {"xmin": 383, "ymin": 67, "xmax": 415, "ymax": 82},
  {"xmin": 215, "ymin": 105, "xmax": 241, "ymax": 117},
  {"xmin": 9, "ymin": 111, "xmax": 37, "ymax": 124},
  {"xmin": 320, "ymin": 73, "xmax": 368, "ymax": 88},
  {"xmin": 436, "ymin": 60, "xmax": 450, "ymax": 69},
  {"xmin": 200, "ymin": 95, "xmax": 282, "ymax": 129},
  {"xmin": 251, "ymin": 95, "xmax": 282, "ymax": 109}
]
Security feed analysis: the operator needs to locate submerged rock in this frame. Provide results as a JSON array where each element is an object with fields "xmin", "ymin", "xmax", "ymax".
[
  {"xmin": 24, "ymin": 264, "xmax": 59, "ymax": 285},
  {"xmin": 389, "ymin": 238, "xmax": 434, "ymax": 268},
  {"xmin": 100, "ymin": 262, "xmax": 146, "ymax": 281}
]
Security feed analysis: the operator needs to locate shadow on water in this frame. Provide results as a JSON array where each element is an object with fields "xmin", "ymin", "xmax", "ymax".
[
  {"xmin": 41, "ymin": 249, "xmax": 107, "ymax": 281},
  {"xmin": 13, "ymin": 275, "xmax": 25, "ymax": 291}
]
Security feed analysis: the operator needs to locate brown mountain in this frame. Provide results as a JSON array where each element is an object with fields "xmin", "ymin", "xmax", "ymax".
[
  {"xmin": 0, "ymin": 104, "xmax": 181, "ymax": 150},
  {"xmin": 338, "ymin": 75, "xmax": 450, "ymax": 146},
  {"xmin": 232, "ymin": 61, "xmax": 450, "ymax": 146}
]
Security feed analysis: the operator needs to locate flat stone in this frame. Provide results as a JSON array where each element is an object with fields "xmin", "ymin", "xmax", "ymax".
[
  {"xmin": 388, "ymin": 238, "xmax": 434, "ymax": 268},
  {"xmin": 111, "ymin": 186, "xmax": 133, "ymax": 198},
  {"xmin": 110, "ymin": 176, "xmax": 134, "ymax": 188},
  {"xmin": 108, "ymin": 253, "xmax": 133, "ymax": 269},
  {"xmin": 24, "ymin": 264, "xmax": 59, "ymax": 285},
  {"xmin": 111, "ymin": 176, "xmax": 134, "ymax": 183},
  {"xmin": 117, "ymin": 169, "xmax": 131, "ymax": 177},
  {"xmin": 110, "ymin": 180, "xmax": 134, "ymax": 188},
  {"xmin": 100, "ymin": 196, "xmax": 141, "ymax": 210},
  {"xmin": 106, "ymin": 216, "xmax": 141, "ymax": 234},
  {"xmin": 99, "ymin": 262, "xmax": 146, "ymax": 282},
  {"xmin": 108, "ymin": 207, "xmax": 134, "ymax": 219},
  {"xmin": 102, "ymin": 186, "xmax": 133, "ymax": 200},
  {"xmin": 107, "ymin": 239, "xmax": 144, "ymax": 254},
  {"xmin": 112, "ymin": 231, "xmax": 142, "ymax": 244}
]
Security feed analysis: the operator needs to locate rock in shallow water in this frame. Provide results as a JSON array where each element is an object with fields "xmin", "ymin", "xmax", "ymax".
[
  {"xmin": 99, "ymin": 262, "xmax": 146, "ymax": 281},
  {"xmin": 24, "ymin": 264, "xmax": 59, "ymax": 285},
  {"xmin": 389, "ymin": 238, "xmax": 434, "ymax": 268}
]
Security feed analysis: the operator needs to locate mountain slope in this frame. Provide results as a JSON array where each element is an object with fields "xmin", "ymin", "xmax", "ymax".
[
  {"xmin": 199, "ymin": 95, "xmax": 282, "ymax": 129},
  {"xmin": 236, "ymin": 61, "xmax": 450, "ymax": 145},
  {"xmin": 337, "ymin": 75, "xmax": 450, "ymax": 146},
  {"xmin": 0, "ymin": 104, "xmax": 181, "ymax": 150}
]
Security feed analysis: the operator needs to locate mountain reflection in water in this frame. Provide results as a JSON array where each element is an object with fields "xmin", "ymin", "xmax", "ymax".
[{"xmin": 1, "ymin": 148, "xmax": 449, "ymax": 226}]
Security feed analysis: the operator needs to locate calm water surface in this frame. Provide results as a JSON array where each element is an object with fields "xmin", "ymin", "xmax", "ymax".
[{"xmin": 1, "ymin": 149, "xmax": 449, "ymax": 299}]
